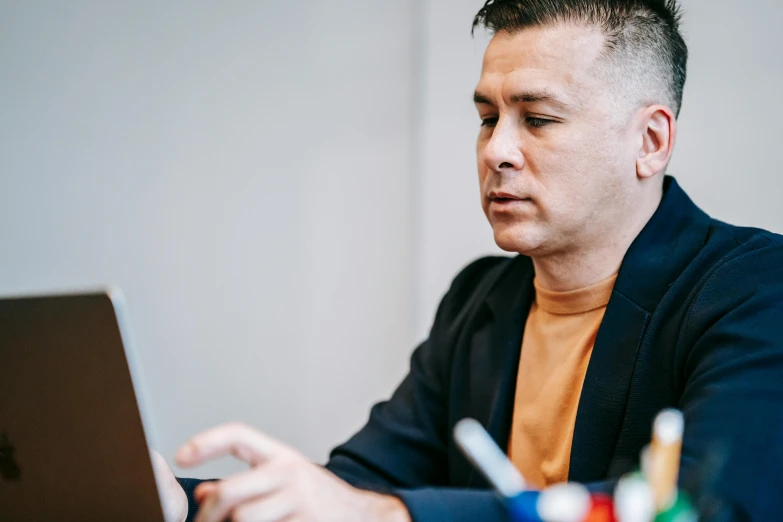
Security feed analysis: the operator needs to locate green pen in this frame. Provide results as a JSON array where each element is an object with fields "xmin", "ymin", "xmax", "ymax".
[{"xmin": 654, "ymin": 490, "xmax": 697, "ymax": 522}]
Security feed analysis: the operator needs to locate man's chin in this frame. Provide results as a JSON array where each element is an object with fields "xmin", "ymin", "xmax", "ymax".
[{"xmin": 493, "ymin": 228, "xmax": 543, "ymax": 255}]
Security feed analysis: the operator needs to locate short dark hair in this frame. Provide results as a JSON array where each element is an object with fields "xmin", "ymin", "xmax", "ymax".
[{"xmin": 473, "ymin": 0, "xmax": 688, "ymax": 116}]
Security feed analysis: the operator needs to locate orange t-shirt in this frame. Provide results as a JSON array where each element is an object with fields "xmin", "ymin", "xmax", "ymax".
[{"xmin": 508, "ymin": 273, "xmax": 617, "ymax": 489}]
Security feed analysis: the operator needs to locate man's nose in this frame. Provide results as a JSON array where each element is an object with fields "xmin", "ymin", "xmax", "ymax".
[{"xmin": 482, "ymin": 118, "xmax": 524, "ymax": 172}]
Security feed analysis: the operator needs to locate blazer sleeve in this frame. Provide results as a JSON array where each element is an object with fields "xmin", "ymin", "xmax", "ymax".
[
  {"xmin": 674, "ymin": 239, "xmax": 783, "ymax": 521},
  {"xmin": 325, "ymin": 257, "xmax": 514, "ymax": 522},
  {"xmin": 175, "ymin": 477, "xmax": 212, "ymax": 522}
]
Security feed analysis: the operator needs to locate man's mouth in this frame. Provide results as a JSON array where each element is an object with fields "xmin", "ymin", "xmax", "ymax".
[{"xmin": 488, "ymin": 191, "xmax": 530, "ymax": 204}]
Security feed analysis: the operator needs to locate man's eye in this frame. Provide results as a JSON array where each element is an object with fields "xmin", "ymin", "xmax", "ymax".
[
  {"xmin": 526, "ymin": 117, "xmax": 553, "ymax": 128},
  {"xmin": 481, "ymin": 117, "xmax": 498, "ymax": 127}
]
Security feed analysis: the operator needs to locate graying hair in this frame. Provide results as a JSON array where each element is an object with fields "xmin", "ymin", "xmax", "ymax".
[{"xmin": 473, "ymin": 0, "xmax": 688, "ymax": 116}]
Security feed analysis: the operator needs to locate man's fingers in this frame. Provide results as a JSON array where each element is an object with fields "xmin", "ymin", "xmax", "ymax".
[
  {"xmin": 176, "ymin": 422, "xmax": 294, "ymax": 467},
  {"xmin": 194, "ymin": 482, "xmax": 217, "ymax": 504},
  {"xmin": 193, "ymin": 467, "xmax": 285, "ymax": 522}
]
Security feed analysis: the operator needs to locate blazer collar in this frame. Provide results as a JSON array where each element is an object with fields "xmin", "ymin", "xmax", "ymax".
[{"xmin": 614, "ymin": 176, "xmax": 712, "ymax": 312}]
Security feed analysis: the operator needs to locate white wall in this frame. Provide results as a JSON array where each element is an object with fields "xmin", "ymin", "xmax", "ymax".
[
  {"xmin": 0, "ymin": 1, "xmax": 415, "ymax": 478},
  {"xmin": 414, "ymin": 0, "xmax": 783, "ymax": 340}
]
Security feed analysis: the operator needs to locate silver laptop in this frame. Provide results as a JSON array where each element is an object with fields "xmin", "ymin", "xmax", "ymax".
[{"xmin": 0, "ymin": 290, "xmax": 166, "ymax": 522}]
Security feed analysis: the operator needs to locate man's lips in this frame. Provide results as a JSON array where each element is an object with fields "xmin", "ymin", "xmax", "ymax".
[
  {"xmin": 486, "ymin": 192, "xmax": 533, "ymax": 215},
  {"xmin": 488, "ymin": 190, "xmax": 527, "ymax": 200},
  {"xmin": 488, "ymin": 191, "xmax": 531, "ymax": 205}
]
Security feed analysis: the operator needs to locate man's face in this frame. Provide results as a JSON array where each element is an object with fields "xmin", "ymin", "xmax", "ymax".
[{"xmin": 475, "ymin": 24, "xmax": 641, "ymax": 256}]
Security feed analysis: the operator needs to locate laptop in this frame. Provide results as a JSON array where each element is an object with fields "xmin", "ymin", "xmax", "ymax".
[{"xmin": 0, "ymin": 290, "xmax": 167, "ymax": 521}]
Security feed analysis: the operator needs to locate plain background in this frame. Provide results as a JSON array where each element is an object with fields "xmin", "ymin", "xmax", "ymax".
[{"xmin": 1, "ymin": 1, "xmax": 781, "ymax": 478}]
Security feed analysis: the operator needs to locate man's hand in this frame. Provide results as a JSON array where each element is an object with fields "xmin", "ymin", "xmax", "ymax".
[
  {"xmin": 150, "ymin": 449, "xmax": 189, "ymax": 522},
  {"xmin": 175, "ymin": 422, "xmax": 411, "ymax": 522}
]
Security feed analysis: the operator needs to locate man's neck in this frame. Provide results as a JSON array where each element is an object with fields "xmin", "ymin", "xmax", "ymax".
[
  {"xmin": 532, "ymin": 248, "xmax": 624, "ymax": 292},
  {"xmin": 532, "ymin": 187, "xmax": 663, "ymax": 292}
]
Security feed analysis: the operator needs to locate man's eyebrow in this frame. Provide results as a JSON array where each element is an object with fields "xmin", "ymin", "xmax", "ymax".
[
  {"xmin": 472, "ymin": 89, "xmax": 571, "ymax": 108},
  {"xmin": 473, "ymin": 91, "xmax": 494, "ymax": 105},
  {"xmin": 509, "ymin": 89, "xmax": 570, "ymax": 107}
]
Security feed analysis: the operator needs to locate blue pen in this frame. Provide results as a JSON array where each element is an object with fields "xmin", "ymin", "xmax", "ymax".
[{"xmin": 454, "ymin": 418, "xmax": 590, "ymax": 522}]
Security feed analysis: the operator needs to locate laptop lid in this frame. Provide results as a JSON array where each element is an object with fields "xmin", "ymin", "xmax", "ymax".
[{"xmin": 0, "ymin": 290, "xmax": 165, "ymax": 522}]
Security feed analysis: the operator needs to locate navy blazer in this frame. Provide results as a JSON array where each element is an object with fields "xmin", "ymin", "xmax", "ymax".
[{"xmin": 180, "ymin": 177, "xmax": 783, "ymax": 521}]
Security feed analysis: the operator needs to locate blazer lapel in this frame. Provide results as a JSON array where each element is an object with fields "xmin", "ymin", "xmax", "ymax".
[
  {"xmin": 466, "ymin": 256, "xmax": 535, "ymax": 488},
  {"xmin": 568, "ymin": 291, "xmax": 650, "ymax": 482},
  {"xmin": 569, "ymin": 176, "xmax": 712, "ymax": 482}
]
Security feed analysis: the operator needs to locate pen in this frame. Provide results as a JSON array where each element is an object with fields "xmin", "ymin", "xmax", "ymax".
[{"xmin": 648, "ymin": 409, "xmax": 684, "ymax": 511}]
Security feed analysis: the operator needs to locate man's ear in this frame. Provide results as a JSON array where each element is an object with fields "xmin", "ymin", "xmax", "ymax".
[{"xmin": 637, "ymin": 105, "xmax": 677, "ymax": 179}]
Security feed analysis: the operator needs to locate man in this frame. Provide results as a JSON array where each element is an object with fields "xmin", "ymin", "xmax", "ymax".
[{"xmin": 156, "ymin": 1, "xmax": 783, "ymax": 521}]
